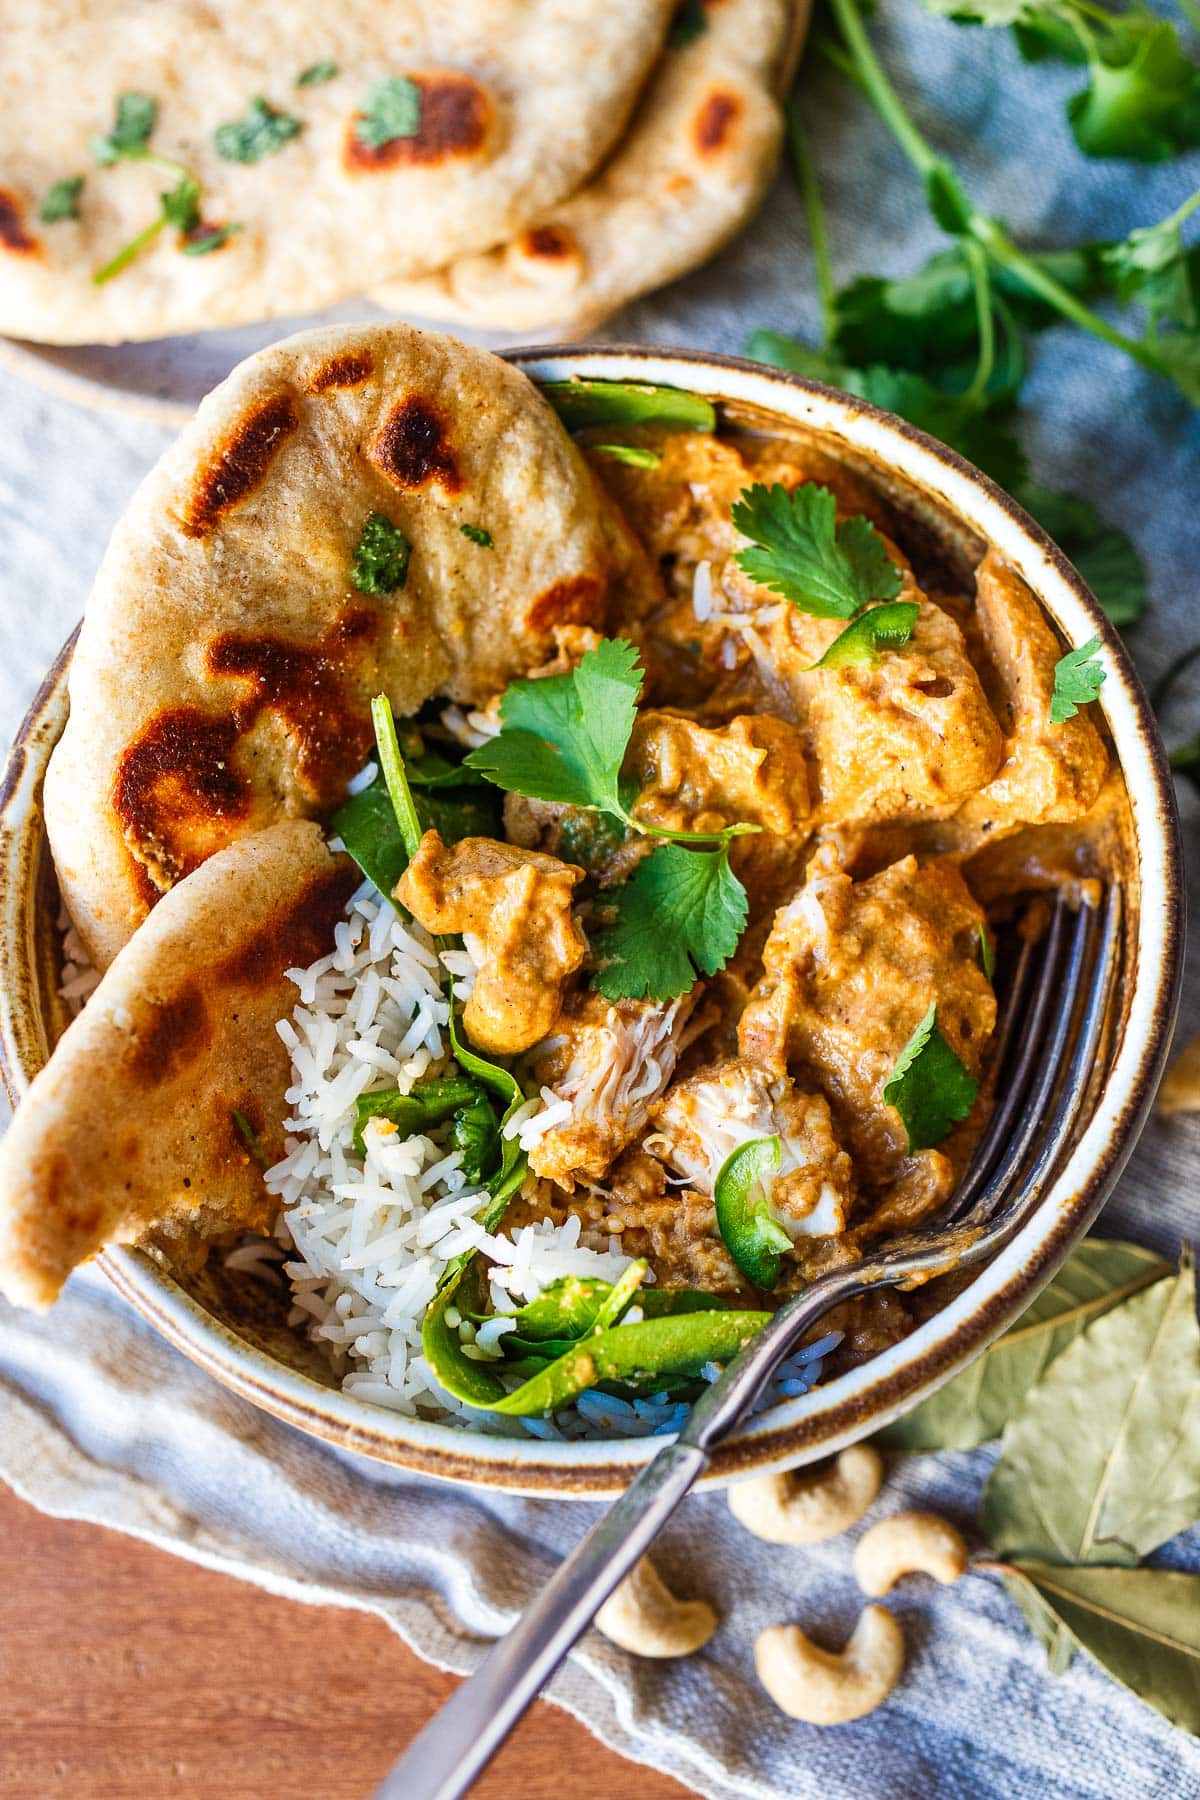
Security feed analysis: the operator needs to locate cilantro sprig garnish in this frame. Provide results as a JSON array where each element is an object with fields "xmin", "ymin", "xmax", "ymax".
[
  {"xmin": 214, "ymin": 96, "xmax": 303, "ymax": 164},
  {"xmin": 883, "ymin": 1003, "xmax": 979, "ymax": 1152},
  {"xmin": 750, "ymin": 98, "xmax": 1152, "ymax": 628},
  {"xmin": 89, "ymin": 91, "xmax": 238, "ymax": 286},
  {"xmin": 356, "ymin": 76, "xmax": 422, "ymax": 149},
  {"xmin": 464, "ymin": 638, "xmax": 758, "ymax": 1000},
  {"xmin": 733, "ymin": 481, "xmax": 903, "ymax": 620},
  {"xmin": 41, "ymin": 177, "xmax": 84, "ymax": 223},
  {"xmin": 1050, "ymin": 637, "xmax": 1106, "ymax": 722},
  {"xmin": 591, "ymin": 842, "xmax": 748, "ymax": 1002},
  {"xmin": 353, "ymin": 513, "xmax": 411, "ymax": 595}
]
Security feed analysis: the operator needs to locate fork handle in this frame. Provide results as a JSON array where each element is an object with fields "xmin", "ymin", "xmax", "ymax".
[
  {"xmin": 373, "ymin": 1438, "xmax": 708, "ymax": 1800},
  {"xmin": 373, "ymin": 1272, "xmax": 867, "ymax": 1800}
]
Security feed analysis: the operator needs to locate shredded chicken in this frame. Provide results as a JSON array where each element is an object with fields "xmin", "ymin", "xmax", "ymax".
[
  {"xmin": 526, "ymin": 989, "xmax": 699, "ymax": 1186},
  {"xmin": 396, "ymin": 831, "xmax": 586, "ymax": 1055},
  {"xmin": 647, "ymin": 1057, "xmax": 854, "ymax": 1241}
]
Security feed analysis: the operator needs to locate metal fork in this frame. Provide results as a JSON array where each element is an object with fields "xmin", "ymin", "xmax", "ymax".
[{"xmin": 374, "ymin": 886, "xmax": 1121, "ymax": 1800}]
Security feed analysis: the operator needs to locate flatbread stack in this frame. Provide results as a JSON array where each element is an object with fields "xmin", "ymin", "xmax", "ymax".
[
  {"xmin": 0, "ymin": 0, "xmax": 803, "ymax": 344},
  {"xmin": 0, "ymin": 322, "xmax": 654, "ymax": 1306}
]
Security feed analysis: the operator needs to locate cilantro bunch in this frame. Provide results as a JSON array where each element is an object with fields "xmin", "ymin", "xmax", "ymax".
[
  {"xmin": 919, "ymin": 0, "xmax": 1200, "ymax": 163},
  {"xmin": 463, "ymin": 638, "xmax": 755, "ymax": 1002}
]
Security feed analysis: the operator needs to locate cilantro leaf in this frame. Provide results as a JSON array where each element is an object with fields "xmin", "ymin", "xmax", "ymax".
[
  {"xmin": 732, "ymin": 482, "xmax": 902, "ymax": 619},
  {"xmin": 160, "ymin": 173, "xmax": 201, "ymax": 233},
  {"xmin": 92, "ymin": 92, "xmax": 157, "ymax": 164},
  {"xmin": 464, "ymin": 637, "xmax": 642, "ymax": 815},
  {"xmin": 883, "ymin": 1003, "xmax": 979, "ymax": 1152},
  {"xmin": 1051, "ymin": 636, "xmax": 1106, "ymax": 722},
  {"xmin": 1067, "ymin": 21, "xmax": 1200, "ymax": 163},
  {"xmin": 1100, "ymin": 209, "xmax": 1198, "ymax": 332},
  {"xmin": 1146, "ymin": 330, "xmax": 1200, "ymax": 405},
  {"xmin": 215, "ymin": 97, "xmax": 303, "ymax": 164},
  {"xmin": 459, "ymin": 523, "xmax": 493, "ymax": 547},
  {"xmin": 669, "ymin": 0, "xmax": 709, "ymax": 47},
  {"xmin": 41, "ymin": 176, "xmax": 84, "ymax": 223},
  {"xmin": 180, "ymin": 221, "xmax": 241, "ymax": 257},
  {"xmin": 356, "ymin": 76, "xmax": 422, "ymax": 149},
  {"xmin": 592, "ymin": 843, "xmax": 748, "ymax": 1001},
  {"xmin": 298, "ymin": 60, "xmax": 339, "ymax": 87},
  {"xmin": 353, "ymin": 513, "xmax": 411, "ymax": 595},
  {"xmin": 591, "ymin": 444, "xmax": 663, "ymax": 468},
  {"xmin": 1019, "ymin": 486, "xmax": 1147, "ymax": 628},
  {"xmin": 812, "ymin": 601, "xmax": 921, "ymax": 669},
  {"xmin": 540, "ymin": 377, "xmax": 716, "ymax": 433}
]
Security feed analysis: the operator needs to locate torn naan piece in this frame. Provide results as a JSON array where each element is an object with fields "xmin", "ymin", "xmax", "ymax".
[
  {"xmin": 0, "ymin": 0, "xmax": 674, "ymax": 343},
  {"xmin": 45, "ymin": 322, "xmax": 649, "ymax": 968},
  {"xmin": 373, "ymin": 0, "xmax": 802, "ymax": 334},
  {"xmin": 0, "ymin": 821, "xmax": 356, "ymax": 1310}
]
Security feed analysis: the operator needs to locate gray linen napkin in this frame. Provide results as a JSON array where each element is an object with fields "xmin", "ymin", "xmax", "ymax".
[{"xmin": 2, "ymin": 8, "xmax": 1199, "ymax": 1795}]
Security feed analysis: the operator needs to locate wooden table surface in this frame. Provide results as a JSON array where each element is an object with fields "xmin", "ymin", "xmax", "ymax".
[{"xmin": 0, "ymin": 1483, "xmax": 694, "ymax": 1800}]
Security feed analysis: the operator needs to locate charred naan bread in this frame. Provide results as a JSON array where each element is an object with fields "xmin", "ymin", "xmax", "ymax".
[
  {"xmin": 45, "ymin": 322, "xmax": 646, "ymax": 968},
  {"xmin": 0, "ymin": 0, "xmax": 673, "ymax": 343},
  {"xmin": 373, "ymin": 0, "xmax": 803, "ymax": 333},
  {"xmin": 0, "ymin": 821, "xmax": 355, "ymax": 1310}
]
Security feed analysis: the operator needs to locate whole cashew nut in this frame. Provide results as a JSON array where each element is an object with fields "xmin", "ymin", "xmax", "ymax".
[
  {"xmin": 853, "ymin": 1510, "xmax": 969, "ymax": 1597},
  {"xmin": 594, "ymin": 1555, "xmax": 718, "ymax": 1658},
  {"xmin": 755, "ymin": 1607, "xmax": 905, "ymax": 1724},
  {"xmin": 727, "ymin": 1446, "xmax": 884, "ymax": 1544}
]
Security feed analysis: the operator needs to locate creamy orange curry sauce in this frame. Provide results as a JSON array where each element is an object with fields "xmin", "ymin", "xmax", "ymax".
[{"xmin": 397, "ymin": 421, "xmax": 1121, "ymax": 1372}]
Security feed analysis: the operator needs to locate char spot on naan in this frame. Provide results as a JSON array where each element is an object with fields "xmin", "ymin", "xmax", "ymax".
[
  {"xmin": 180, "ymin": 393, "xmax": 299, "ymax": 539},
  {"xmin": 306, "ymin": 350, "xmax": 375, "ymax": 394},
  {"xmin": 217, "ymin": 863, "xmax": 359, "ymax": 991},
  {"xmin": 115, "ymin": 707, "xmax": 249, "ymax": 889},
  {"xmin": 371, "ymin": 395, "xmax": 462, "ymax": 492},
  {"xmin": 693, "ymin": 89, "xmax": 741, "ymax": 155},
  {"xmin": 521, "ymin": 225, "xmax": 577, "ymax": 261},
  {"xmin": 128, "ymin": 983, "xmax": 212, "ymax": 1085},
  {"xmin": 0, "ymin": 189, "xmax": 39, "ymax": 256},
  {"xmin": 206, "ymin": 609, "xmax": 378, "ymax": 801},
  {"xmin": 525, "ymin": 573, "xmax": 606, "ymax": 635},
  {"xmin": 344, "ymin": 72, "xmax": 494, "ymax": 173}
]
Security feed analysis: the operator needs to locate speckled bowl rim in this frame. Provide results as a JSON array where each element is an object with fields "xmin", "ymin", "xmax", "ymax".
[{"xmin": 0, "ymin": 343, "xmax": 1184, "ymax": 1498}]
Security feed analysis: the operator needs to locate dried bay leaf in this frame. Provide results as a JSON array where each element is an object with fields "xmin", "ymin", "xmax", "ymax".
[
  {"xmin": 982, "ymin": 1249, "xmax": 1200, "ymax": 1666},
  {"xmin": 878, "ymin": 1239, "xmax": 1172, "ymax": 1452},
  {"xmin": 1005, "ymin": 1563, "xmax": 1200, "ymax": 1735}
]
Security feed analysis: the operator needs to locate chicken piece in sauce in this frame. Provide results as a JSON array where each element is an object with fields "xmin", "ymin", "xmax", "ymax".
[
  {"xmin": 738, "ymin": 852, "xmax": 995, "ymax": 1198},
  {"xmin": 526, "ymin": 989, "xmax": 699, "ymax": 1186},
  {"xmin": 647, "ymin": 1056, "xmax": 854, "ymax": 1241},
  {"xmin": 628, "ymin": 711, "xmax": 810, "ymax": 838},
  {"xmin": 954, "ymin": 549, "xmax": 1108, "ymax": 833},
  {"xmin": 396, "ymin": 831, "xmax": 585, "ymax": 1056}
]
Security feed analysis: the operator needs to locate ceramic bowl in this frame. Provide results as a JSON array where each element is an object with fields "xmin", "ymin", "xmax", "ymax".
[{"xmin": 0, "ymin": 345, "xmax": 1183, "ymax": 1496}]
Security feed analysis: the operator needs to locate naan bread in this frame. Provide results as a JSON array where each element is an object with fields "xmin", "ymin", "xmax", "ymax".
[
  {"xmin": 0, "ymin": 821, "xmax": 356, "ymax": 1310},
  {"xmin": 372, "ymin": 0, "xmax": 803, "ymax": 334},
  {"xmin": 45, "ymin": 322, "xmax": 648, "ymax": 969},
  {"xmin": 0, "ymin": 0, "xmax": 673, "ymax": 343}
]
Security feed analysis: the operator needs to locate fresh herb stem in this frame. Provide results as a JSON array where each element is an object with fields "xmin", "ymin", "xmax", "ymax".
[
  {"xmin": 93, "ymin": 215, "xmax": 167, "ymax": 285},
  {"xmin": 827, "ymin": 0, "xmax": 1173, "ymax": 384},
  {"xmin": 786, "ymin": 99, "xmax": 838, "ymax": 348},
  {"xmin": 616, "ymin": 807, "xmax": 759, "ymax": 846},
  {"xmin": 370, "ymin": 695, "xmax": 424, "ymax": 862},
  {"xmin": 962, "ymin": 240, "xmax": 996, "ymax": 408}
]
